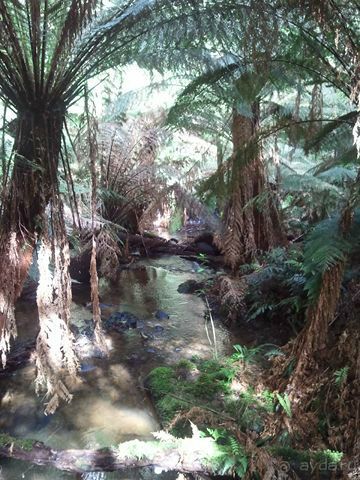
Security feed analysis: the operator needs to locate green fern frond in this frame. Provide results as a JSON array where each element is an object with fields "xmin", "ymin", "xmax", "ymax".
[
  {"xmin": 282, "ymin": 172, "xmax": 342, "ymax": 196},
  {"xmin": 333, "ymin": 366, "xmax": 349, "ymax": 387},
  {"xmin": 303, "ymin": 213, "xmax": 360, "ymax": 301},
  {"xmin": 304, "ymin": 111, "xmax": 357, "ymax": 153}
]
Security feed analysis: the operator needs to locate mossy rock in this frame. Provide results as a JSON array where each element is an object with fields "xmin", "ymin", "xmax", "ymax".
[
  {"xmin": 146, "ymin": 358, "xmax": 236, "ymax": 430},
  {"xmin": 146, "ymin": 366, "xmax": 176, "ymax": 399},
  {"xmin": 176, "ymin": 359, "xmax": 197, "ymax": 371}
]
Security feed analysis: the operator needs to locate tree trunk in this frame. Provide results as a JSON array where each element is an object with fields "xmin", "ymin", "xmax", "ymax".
[
  {"xmin": 221, "ymin": 103, "xmax": 285, "ymax": 269},
  {"xmin": 0, "ymin": 107, "xmax": 65, "ymax": 364}
]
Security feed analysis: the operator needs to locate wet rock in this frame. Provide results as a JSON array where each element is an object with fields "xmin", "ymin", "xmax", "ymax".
[
  {"xmin": 146, "ymin": 347, "xmax": 157, "ymax": 354},
  {"xmin": 105, "ymin": 311, "xmax": 139, "ymax": 331},
  {"xmin": 195, "ymin": 242, "xmax": 217, "ymax": 255},
  {"xmin": 80, "ymin": 363, "xmax": 97, "ymax": 373},
  {"xmin": 177, "ymin": 279, "xmax": 203, "ymax": 294},
  {"xmin": 154, "ymin": 310, "xmax": 169, "ymax": 320},
  {"xmin": 136, "ymin": 320, "xmax": 145, "ymax": 329},
  {"xmin": 193, "ymin": 232, "xmax": 220, "ymax": 255},
  {"xmin": 153, "ymin": 325, "xmax": 165, "ymax": 335},
  {"xmin": 70, "ymin": 324, "xmax": 80, "ymax": 335},
  {"xmin": 126, "ymin": 353, "xmax": 143, "ymax": 366},
  {"xmin": 140, "ymin": 330, "xmax": 154, "ymax": 341},
  {"xmin": 75, "ymin": 334, "xmax": 105, "ymax": 359}
]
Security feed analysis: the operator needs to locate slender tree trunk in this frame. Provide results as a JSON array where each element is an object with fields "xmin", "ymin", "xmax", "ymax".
[{"xmin": 221, "ymin": 103, "xmax": 285, "ymax": 270}]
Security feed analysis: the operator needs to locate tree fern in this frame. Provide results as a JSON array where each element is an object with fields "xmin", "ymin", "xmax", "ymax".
[{"xmin": 303, "ymin": 212, "xmax": 360, "ymax": 302}]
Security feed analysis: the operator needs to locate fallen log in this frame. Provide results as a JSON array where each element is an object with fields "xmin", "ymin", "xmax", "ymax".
[
  {"xmin": 69, "ymin": 232, "xmax": 223, "ymax": 283},
  {"xmin": 0, "ymin": 432, "xmax": 301, "ymax": 478},
  {"xmin": 0, "ymin": 434, "xmax": 221, "ymax": 475}
]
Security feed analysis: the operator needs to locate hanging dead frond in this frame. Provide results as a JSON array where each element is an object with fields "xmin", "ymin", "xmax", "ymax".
[
  {"xmin": 35, "ymin": 200, "xmax": 79, "ymax": 413},
  {"xmin": 216, "ymin": 275, "xmax": 247, "ymax": 323},
  {"xmin": 0, "ymin": 232, "xmax": 34, "ymax": 367}
]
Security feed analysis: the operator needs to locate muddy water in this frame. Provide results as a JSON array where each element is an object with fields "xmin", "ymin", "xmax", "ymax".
[{"xmin": 0, "ymin": 256, "xmax": 232, "ymax": 480}]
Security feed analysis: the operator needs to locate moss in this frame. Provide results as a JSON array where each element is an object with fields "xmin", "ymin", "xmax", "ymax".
[
  {"xmin": 116, "ymin": 439, "xmax": 160, "ymax": 461},
  {"xmin": 147, "ymin": 358, "xmax": 237, "ymax": 429},
  {"xmin": 185, "ymin": 372, "xmax": 230, "ymax": 399},
  {"xmin": 199, "ymin": 359, "xmax": 223, "ymax": 373},
  {"xmin": 176, "ymin": 359, "xmax": 196, "ymax": 371},
  {"xmin": 156, "ymin": 396, "xmax": 187, "ymax": 424},
  {"xmin": 270, "ymin": 446, "xmax": 343, "ymax": 468},
  {"xmin": 0, "ymin": 433, "xmax": 34, "ymax": 451},
  {"xmin": 313, "ymin": 449, "xmax": 343, "ymax": 465},
  {"xmin": 147, "ymin": 366, "xmax": 176, "ymax": 398}
]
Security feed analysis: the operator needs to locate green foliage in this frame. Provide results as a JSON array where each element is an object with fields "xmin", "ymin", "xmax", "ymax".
[
  {"xmin": 231, "ymin": 344, "xmax": 262, "ymax": 364},
  {"xmin": 206, "ymin": 429, "xmax": 248, "ymax": 477},
  {"xmin": 0, "ymin": 433, "xmax": 34, "ymax": 451},
  {"xmin": 147, "ymin": 359, "xmax": 236, "ymax": 427},
  {"xmin": 169, "ymin": 207, "xmax": 184, "ymax": 234},
  {"xmin": 115, "ymin": 430, "xmax": 249, "ymax": 476},
  {"xmin": 242, "ymin": 247, "xmax": 307, "ymax": 329},
  {"xmin": 147, "ymin": 367, "xmax": 176, "ymax": 398},
  {"xmin": 186, "ymin": 359, "xmax": 236, "ymax": 399},
  {"xmin": 276, "ymin": 393, "xmax": 292, "ymax": 418},
  {"xmin": 271, "ymin": 445, "xmax": 344, "ymax": 471},
  {"xmin": 303, "ymin": 213, "xmax": 360, "ymax": 302},
  {"xmin": 156, "ymin": 396, "xmax": 188, "ymax": 424},
  {"xmin": 333, "ymin": 366, "xmax": 349, "ymax": 388},
  {"xmin": 176, "ymin": 359, "xmax": 197, "ymax": 371}
]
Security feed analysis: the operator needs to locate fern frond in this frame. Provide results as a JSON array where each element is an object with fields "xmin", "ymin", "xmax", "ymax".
[{"xmin": 303, "ymin": 213, "xmax": 360, "ymax": 301}]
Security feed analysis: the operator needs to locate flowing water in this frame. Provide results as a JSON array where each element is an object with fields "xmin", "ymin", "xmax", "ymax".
[{"xmin": 0, "ymin": 256, "xmax": 234, "ymax": 480}]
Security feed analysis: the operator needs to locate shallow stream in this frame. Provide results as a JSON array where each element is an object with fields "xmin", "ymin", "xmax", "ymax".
[{"xmin": 0, "ymin": 256, "xmax": 235, "ymax": 480}]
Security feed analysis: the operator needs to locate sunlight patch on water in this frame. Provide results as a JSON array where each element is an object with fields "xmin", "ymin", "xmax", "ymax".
[{"xmin": 75, "ymin": 399, "xmax": 158, "ymax": 446}]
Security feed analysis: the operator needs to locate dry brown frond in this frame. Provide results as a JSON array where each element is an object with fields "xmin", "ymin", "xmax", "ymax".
[
  {"xmin": 216, "ymin": 275, "xmax": 247, "ymax": 323},
  {"xmin": 0, "ymin": 232, "xmax": 34, "ymax": 367},
  {"xmin": 35, "ymin": 200, "xmax": 79, "ymax": 412}
]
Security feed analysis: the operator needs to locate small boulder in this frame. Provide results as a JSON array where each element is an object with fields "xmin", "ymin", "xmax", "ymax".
[
  {"xmin": 177, "ymin": 279, "xmax": 203, "ymax": 294},
  {"xmin": 105, "ymin": 311, "xmax": 139, "ymax": 331},
  {"xmin": 154, "ymin": 310, "xmax": 169, "ymax": 320},
  {"xmin": 153, "ymin": 325, "xmax": 165, "ymax": 335}
]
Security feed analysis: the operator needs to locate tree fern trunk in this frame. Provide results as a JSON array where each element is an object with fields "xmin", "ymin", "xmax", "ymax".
[
  {"xmin": 0, "ymin": 107, "xmax": 65, "ymax": 364},
  {"xmin": 284, "ymin": 204, "xmax": 355, "ymax": 445},
  {"xmin": 221, "ymin": 103, "xmax": 285, "ymax": 270}
]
